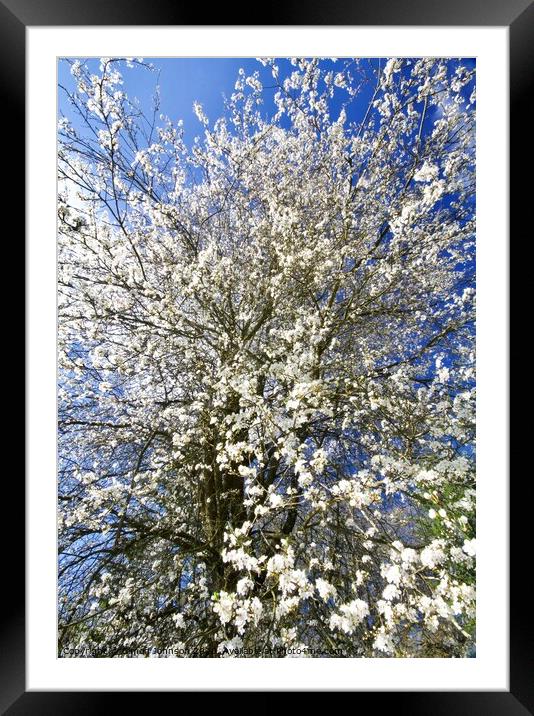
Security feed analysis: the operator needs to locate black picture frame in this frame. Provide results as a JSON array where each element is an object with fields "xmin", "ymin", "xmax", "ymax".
[{"xmin": 9, "ymin": 0, "xmax": 526, "ymax": 709}]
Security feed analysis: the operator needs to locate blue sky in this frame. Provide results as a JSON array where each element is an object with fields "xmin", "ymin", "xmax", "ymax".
[
  {"xmin": 58, "ymin": 57, "xmax": 361, "ymax": 139},
  {"xmin": 58, "ymin": 56, "xmax": 475, "ymax": 154},
  {"xmin": 58, "ymin": 58, "xmax": 376, "ymax": 139}
]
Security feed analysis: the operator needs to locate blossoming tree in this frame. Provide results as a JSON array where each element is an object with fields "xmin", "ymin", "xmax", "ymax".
[{"xmin": 58, "ymin": 57, "xmax": 476, "ymax": 657}]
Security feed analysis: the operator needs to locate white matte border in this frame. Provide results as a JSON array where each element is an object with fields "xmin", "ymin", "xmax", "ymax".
[{"xmin": 27, "ymin": 26, "xmax": 508, "ymax": 691}]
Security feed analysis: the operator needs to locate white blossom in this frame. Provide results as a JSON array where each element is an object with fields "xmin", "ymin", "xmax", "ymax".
[{"xmin": 58, "ymin": 56, "xmax": 476, "ymax": 659}]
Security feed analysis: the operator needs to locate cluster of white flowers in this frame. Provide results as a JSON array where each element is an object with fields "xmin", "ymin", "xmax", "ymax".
[
  {"xmin": 266, "ymin": 547, "xmax": 295, "ymax": 576},
  {"xmin": 315, "ymin": 578, "xmax": 336, "ymax": 601},
  {"xmin": 330, "ymin": 478, "xmax": 371, "ymax": 508},
  {"xmin": 329, "ymin": 599, "xmax": 370, "ymax": 634},
  {"xmin": 212, "ymin": 591, "xmax": 235, "ymax": 625},
  {"xmin": 413, "ymin": 161, "xmax": 439, "ymax": 183},
  {"xmin": 420, "ymin": 540, "xmax": 447, "ymax": 569},
  {"xmin": 172, "ymin": 613, "xmax": 186, "ymax": 629},
  {"xmin": 217, "ymin": 636, "xmax": 243, "ymax": 656},
  {"xmin": 382, "ymin": 58, "xmax": 401, "ymax": 87},
  {"xmin": 222, "ymin": 547, "xmax": 260, "ymax": 573},
  {"xmin": 373, "ymin": 628, "xmax": 395, "ymax": 654},
  {"xmin": 462, "ymin": 538, "xmax": 476, "ymax": 557}
]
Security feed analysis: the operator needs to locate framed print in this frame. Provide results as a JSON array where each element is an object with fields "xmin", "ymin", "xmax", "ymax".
[{"xmin": 9, "ymin": 0, "xmax": 528, "ymax": 709}]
